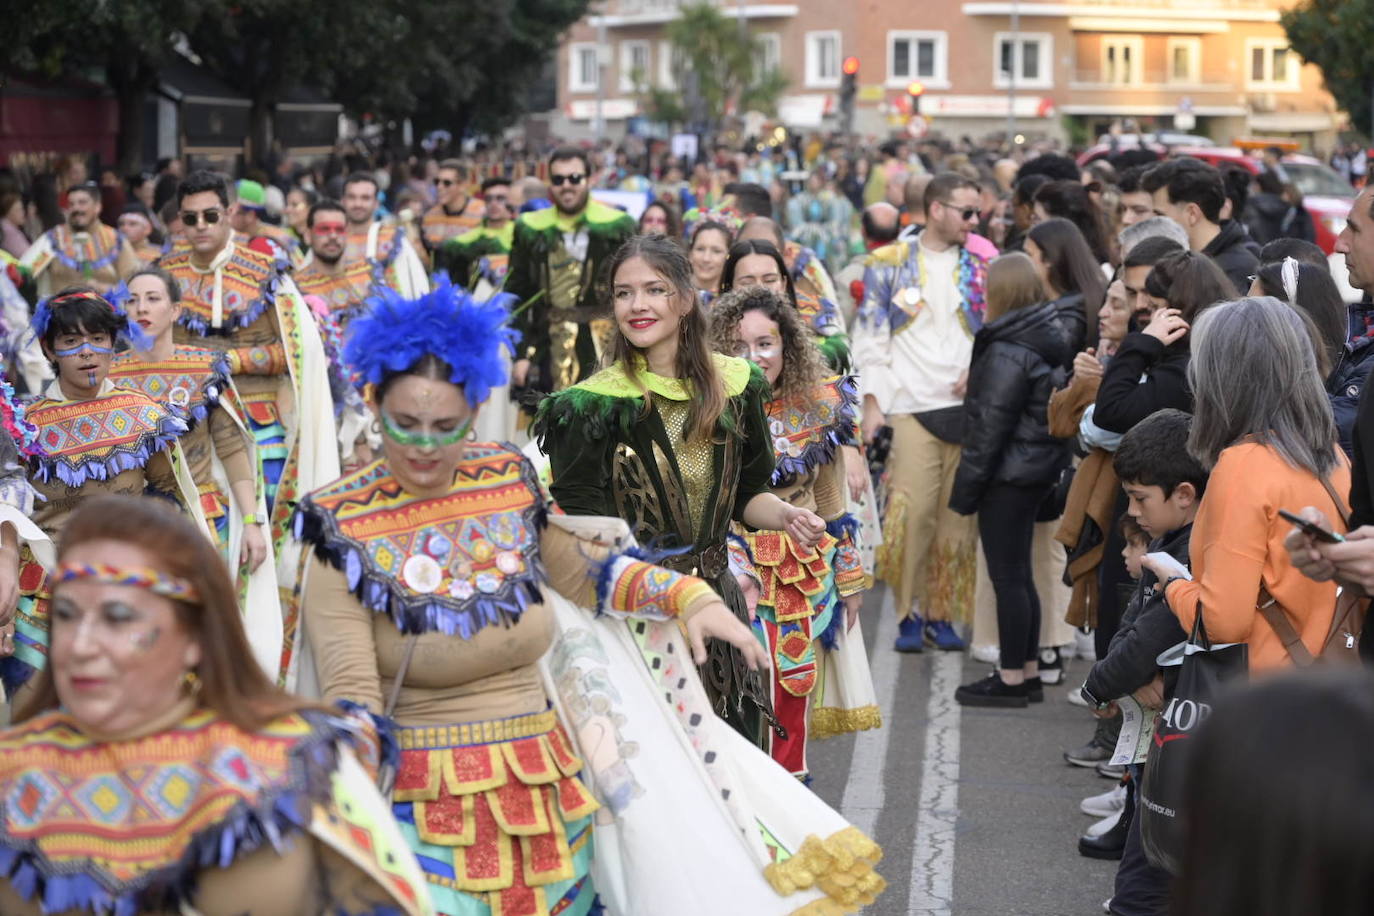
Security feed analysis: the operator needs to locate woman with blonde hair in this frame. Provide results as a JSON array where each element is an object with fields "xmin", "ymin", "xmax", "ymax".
[{"xmin": 950, "ymin": 252, "xmax": 1072, "ymax": 707}]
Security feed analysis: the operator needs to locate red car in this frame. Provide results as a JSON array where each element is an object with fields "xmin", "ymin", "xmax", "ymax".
[{"xmin": 1078, "ymin": 143, "xmax": 1353, "ymax": 253}]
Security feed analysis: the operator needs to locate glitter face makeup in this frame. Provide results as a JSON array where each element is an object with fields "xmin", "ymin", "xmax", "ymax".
[
  {"xmin": 130, "ymin": 625, "xmax": 162, "ymax": 651},
  {"xmin": 380, "ymin": 410, "xmax": 471, "ymax": 449}
]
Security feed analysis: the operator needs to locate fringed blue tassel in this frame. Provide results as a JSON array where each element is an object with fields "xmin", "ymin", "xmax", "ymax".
[
  {"xmin": 817, "ymin": 593, "xmax": 845, "ymax": 651},
  {"xmin": 0, "ymin": 654, "xmax": 36, "ymax": 696},
  {"xmin": 30, "ymin": 411, "xmax": 188, "ymax": 487},
  {"xmin": 825, "ymin": 513, "xmax": 860, "ymax": 543}
]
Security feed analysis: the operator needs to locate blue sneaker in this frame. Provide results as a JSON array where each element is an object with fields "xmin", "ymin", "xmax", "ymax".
[
  {"xmin": 923, "ymin": 619, "xmax": 967, "ymax": 652},
  {"xmin": 894, "ymin": 615, "xmax": 925, "ymax": 653}
]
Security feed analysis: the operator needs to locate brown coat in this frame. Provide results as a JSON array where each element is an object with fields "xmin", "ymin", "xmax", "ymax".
[{"xmin": 1054, "ymin": 448, "xmax": 1119, "ymax": 628}]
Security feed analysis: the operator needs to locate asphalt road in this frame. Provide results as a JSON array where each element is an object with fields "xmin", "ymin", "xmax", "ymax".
[{"xmin": 808, "ymin": 586, "xmax": 1121, "ymax": 916}]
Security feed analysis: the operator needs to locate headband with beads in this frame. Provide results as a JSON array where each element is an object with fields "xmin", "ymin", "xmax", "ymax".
[{"xmin": 55, "ymin": 563, "xmax": 200, "ymax": 603}]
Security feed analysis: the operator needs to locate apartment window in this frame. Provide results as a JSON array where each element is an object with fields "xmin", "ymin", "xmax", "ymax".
[
  {"xmin": 1101, "ymin": 36, "xmax": 1144, "ymax": 86},
  {"xmin": 888, "ymin": 31, "xmax": 948, "ymax": 87},
  {"xmin": 994, "ymin": 33, "xmax": 1053, "ymax": 89},
  {"xmin": 1167, "ymin": 37, "xmax": 1201, "ymax": 84},
  {"xmin": 1247, "ymin": 39, "xmax": 1299, "ymax": 89},
  {"xmin": 657, "ymin": 40, "xmax": 682, "ymax": 89},
  {"xmin": 806, "ymin": 30, "xmax": 842, "ymax": 88},
  {"xmin": 569, "ymin": 43, "xmax": 599, "ymax": 93},
  {"xmin": 755, "ymin": 32, "xmax": 781, "ymax": 76},
  {"xmin": 619, "ymin": 40, "xmax": 650, "ymax": 92}
]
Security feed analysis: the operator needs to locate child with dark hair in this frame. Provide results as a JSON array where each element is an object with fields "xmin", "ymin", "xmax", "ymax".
[
  {"xmin": 1118, "ymin": 513, "xmax": 1150, "ymax": 581},
  {"xmin": 1076, "ymin": 408, "xmax": 1208, "ymax": 913}
]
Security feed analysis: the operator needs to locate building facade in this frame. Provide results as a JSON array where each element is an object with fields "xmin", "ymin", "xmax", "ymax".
[{"xmin": 553, "ymin": 0, "xmax": 1340, "ymax": 148}]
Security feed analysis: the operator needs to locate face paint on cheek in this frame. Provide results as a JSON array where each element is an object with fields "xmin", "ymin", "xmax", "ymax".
[
  {"xmin": 130, "ymin": 626, "xmax": 162, "ymax": 651},
  {"xmin": 380, "ymin": 411, "xmax": 471, "ymax": 449}
]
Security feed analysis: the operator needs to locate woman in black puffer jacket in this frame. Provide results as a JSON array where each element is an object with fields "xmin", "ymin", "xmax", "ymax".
[{"xmin": 950, "ymin": 252, "xmax": 1072, "ymax": 708}]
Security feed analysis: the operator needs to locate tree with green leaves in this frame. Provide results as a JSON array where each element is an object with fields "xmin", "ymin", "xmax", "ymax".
[
  {"xmin": 639, "ymin": 2, "xmax": 788, "ymax": 131},
  {"xmin": 1282, "ymin": 0, "xmax": 1373, "ymax": 136}
]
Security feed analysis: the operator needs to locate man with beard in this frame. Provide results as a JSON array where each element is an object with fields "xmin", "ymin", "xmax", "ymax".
[
  {"xmin": 21, "ymin": 182, "xmax": 141, "ymax": 299},
  {"xmin": 420, "ymin": 159, "xmax": 485, "ymax": 260},
  {"xmin": 159, "ymin": 170, "xmax": 337, "ymax": 528},
  {"xmin": 339, "ymin": 172, "xmax": 429, "ymax": 298},
  {"xmin": 439, "ymin": 176, "xmax": 514, "ymax": 292},
  {"xmin": 507, "ymin": 147, "xmax": 635, "ymax": 396},
  {"xmin": 295, "ymin": 199, "xmax": 373, "ymax": 331}
]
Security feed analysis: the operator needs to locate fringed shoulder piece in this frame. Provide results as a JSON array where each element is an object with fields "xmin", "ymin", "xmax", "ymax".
[
  {"xmin": 0, "ymin": 706, "xmax": 364, "ymax": 916},
  {"xmin": 26, "ymin": 389, "xmax": 187, "ymax": 487},
  {"xmin": 294, "ymin": 444, "xmax": 548, "ymax": 640},
  {"xmin": 766, "ymin": 374, "xmax": 859, "ymax": 486},
  {"xmin": 162, "ymin": 245, "xmax": 288, "ymax": 336},
  {"xmin": 108, "ymin": 346, "xmax": 232, "ymax": 431}
]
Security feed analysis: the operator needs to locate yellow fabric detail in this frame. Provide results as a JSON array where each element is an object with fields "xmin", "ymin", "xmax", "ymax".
[
  {"xmin": 809, "ymin": 705, "xmax": 883, "ymax": 740},
  {"xmin": 575, "ymin": 352, "xmax": 752, "ymax": 400},
  {"xmin": 397, "ymin": 709, "xmax": 559, "ymax": 749},
  {"xmin": 766, "ymin": 826, "xmax": 887, "ymax": 914}
]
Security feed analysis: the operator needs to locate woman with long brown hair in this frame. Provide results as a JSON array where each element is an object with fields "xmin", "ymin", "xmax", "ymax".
[
  {"xmin": 708, "ymin": 286, "xmax": 876, "ymax": 778},
  {"xmin": 536, "ymin": 235, "xmax": 827, "ymax": 747},
  {"xmin": 0, "ymin": 495, "xmax": 430, "ymax": 916}
]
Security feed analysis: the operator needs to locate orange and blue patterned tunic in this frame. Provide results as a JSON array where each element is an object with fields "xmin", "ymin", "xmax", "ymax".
[
  {"xmin": 0, "ymin": 705, "xmax": 431, "ymax": 916},
  {"xmin": 294, "ymin": 443, "xmax": 719, "ymax": 916}
]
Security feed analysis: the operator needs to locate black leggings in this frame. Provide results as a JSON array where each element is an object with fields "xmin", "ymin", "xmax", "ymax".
[{"xmin": 979, "ymin": 483, "xmax": 1053, "ymax": 670}]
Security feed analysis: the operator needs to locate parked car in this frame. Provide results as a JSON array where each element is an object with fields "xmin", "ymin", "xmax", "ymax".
[{"xmin": 1077, "ymin": 143, "xmax": 1353, "ymax": 253}]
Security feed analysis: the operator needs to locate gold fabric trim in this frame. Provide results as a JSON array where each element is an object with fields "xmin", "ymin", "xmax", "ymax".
[
  {"xmin": 395, "ymin": 708, "xmax": 558, "ymax": 749},
  {"xmin": 809, "ymin": 705, "xmax": 883, "ymax": 740}
]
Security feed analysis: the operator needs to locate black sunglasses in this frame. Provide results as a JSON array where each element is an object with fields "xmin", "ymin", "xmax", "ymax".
[
  {"xmin": 551, "ymin": 173, "xmax": 585, "ymax": 187},
  {"xmin": 179, "ymin": 208, "xmax": 223, "ymax": 228}
]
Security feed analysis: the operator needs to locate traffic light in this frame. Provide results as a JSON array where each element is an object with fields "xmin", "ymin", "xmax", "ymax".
[
  {"xmin": 840, "ymin": 56, "xmax": 859, "ymax": 135},
  {"xmin": 907, "ymin": 81, "xmax": 925, "ymax": 116}
]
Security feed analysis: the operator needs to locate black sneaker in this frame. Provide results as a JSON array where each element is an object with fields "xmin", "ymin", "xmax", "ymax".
[
  {"xmin": 1064, "ymin": 739, "xmax": 1113, "ymax": 767},
  {"xmin": 1038, "ymin": 646, "xmax": 1065, "ymax": 685},
  {"xmin": 1025, "ymin": 676, "xmax": 1045, "ymax": 703},
  {"xmin": 955, "ymin": 672, "xmax": 1030, "ymax": 708}
]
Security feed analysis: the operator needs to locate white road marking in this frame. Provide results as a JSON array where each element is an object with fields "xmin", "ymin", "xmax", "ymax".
[
  {"xmin": 839, "ymin": 587, "xmax": 900, "ymax": 839},
  {"xmin": 908, "ymin": 651, "xmax": 963, "ymax": 914}
]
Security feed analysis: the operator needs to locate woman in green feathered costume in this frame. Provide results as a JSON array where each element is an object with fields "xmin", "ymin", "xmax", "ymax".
[{"xmin": 534, "ymin": 236, "xmax": 828, "ymax": 747}]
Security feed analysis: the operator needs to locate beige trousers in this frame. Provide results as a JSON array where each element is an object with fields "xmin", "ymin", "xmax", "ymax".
[{"xmin": 876, "ymin": 414, "xmax": 976, "ymax": 622}]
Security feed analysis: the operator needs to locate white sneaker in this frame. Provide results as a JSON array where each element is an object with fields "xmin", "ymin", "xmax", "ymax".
[
  {"xmin": 1074, "ymin": 629, "xmax": 1097, "ymax": 662},
  {"xmin": 970, "ymin": 644, "xmax": 999, "ymax": 665},
  {"xmin": 1103, "ymin": 898, "xmax": 1113, "ymax": 914},
  {"xmin": 1080, "ymin": 783, "xmax": 1127, "ymax": 818},
  {"xmin": 1085, "ymin": 808, "xmax": 1122, "ymax": 838},
  {"xmin": 1067, "ymin": 686, "xmax": 1090, "ymax": 708}
]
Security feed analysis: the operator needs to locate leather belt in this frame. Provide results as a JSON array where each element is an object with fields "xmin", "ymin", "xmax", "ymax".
[{"xmin": 660, "ymin": 542, "xmax": 728, "ymax": 579}]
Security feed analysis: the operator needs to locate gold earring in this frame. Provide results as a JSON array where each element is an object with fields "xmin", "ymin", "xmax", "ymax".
[{"xmin": 183, "ymin": 670, "xmax": 202, "ymax": 698}]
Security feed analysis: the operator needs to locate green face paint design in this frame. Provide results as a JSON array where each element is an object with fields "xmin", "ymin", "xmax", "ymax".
[{"xmin": 380, "ymin": 410, "xmax": 471, "ymax": 449}]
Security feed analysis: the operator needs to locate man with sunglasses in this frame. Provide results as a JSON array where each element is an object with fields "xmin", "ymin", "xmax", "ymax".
[
  {"xmin": 854, "ymin": 172, "xmax": 988, "ymax": 654},
  {"xmin": 420, "ymin": 160, "xmax": 485, "ymax": 259},
  {"xmin": 159, "ymin": 170, "xmax": 339, "ymax": 534},
  {"xmin": 506, "ymin": 146, "xmax": 635, "ymax": 396},
  {"xmin": 20, "ymin": 182, "xmax": 141, "ymax": 302},
  {"xmin": 438, "ymin": 176, "xmax": 515, "ymax": 291},
  {"xmin": 339, "ymin": 172, "xmax": 429, "ymax": 299}
]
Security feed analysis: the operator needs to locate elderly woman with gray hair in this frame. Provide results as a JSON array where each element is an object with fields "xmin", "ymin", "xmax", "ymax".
[{"xmin": 1146, "ymin": 295, "xmax": 1350, "ymax": 671}]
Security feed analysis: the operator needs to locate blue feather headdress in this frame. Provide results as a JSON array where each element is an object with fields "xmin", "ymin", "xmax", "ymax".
[
  {"xmin": 30, "ymin": 284, "xmax": 152, "ymax": 351},
  {"xmin": 344, "ymin": 273, "xmax": 518, "ymax": 408}
]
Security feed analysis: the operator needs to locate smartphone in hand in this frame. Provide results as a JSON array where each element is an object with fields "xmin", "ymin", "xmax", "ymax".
[{"xmin": 1278, "ymin": 508, "xmax": 1345, "ymax": 544}]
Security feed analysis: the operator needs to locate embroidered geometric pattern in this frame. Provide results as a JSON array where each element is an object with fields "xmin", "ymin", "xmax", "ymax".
[
  {"xmin": 606, "ymin": 559, "xmax": 714, "ymax": 620},
  {"xmin": 25, "ymin": 389, "xmax": 184, "ymax": 486},
  {"xmin": 110, "ymin": 346, "xmax": 229, "ymax": 424},
  {"xmin": 764, "ymin": 375, "xmax": 858, "ymax": 484},
  {"xmin": 295, "ymin": 444, "xmax": 547, "ymax": 638},
  {"xmin": 161, "ymin": 245, "xmax": 283, "ymax": 334},
  {"xmin": 295, "ymin": 259, "xmax": 377, "ymax": 320},
  {"xmin": 40, "ymin": 225, "xmax": 124, "ymax": 275},
  {"xmin": 0, "ymin": 709, "xmax": 327, "ymax": 894},
  {"xmin": 391, "ymin": 711, "xmax": 598, "ymax": 916}
]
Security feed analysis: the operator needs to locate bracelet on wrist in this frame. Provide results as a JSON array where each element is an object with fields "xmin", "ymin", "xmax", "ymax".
[{"xmin": 242, "ymin": 513, "xmax": 261, "ymax": 526}]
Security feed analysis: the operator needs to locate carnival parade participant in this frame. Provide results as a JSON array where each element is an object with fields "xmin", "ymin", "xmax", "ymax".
[
  {"xmin": 111, "ymin": 267, "xmax": 264, "ymax": 563},
  {"xmin": 440, "ymin": 176, "xmax": 516, "ymax": 293},
  {"xmin": 708, "ymin": 286, "xmax": 878, "ymax": 777},
  {"xmin": 159, "ymin": 170, "xmax": 339, "ymax": 544},
  {"xmin": 295, "ymin": 199, "xmax": 377, "ymax": 342},
  {"xmin": 421, "ymin": 159, "xmax": 486, "ymax": 260},
  {"xmin": 535, "ymin": 236, "xmax": 827, "ymax": 748},
  {"xmin": 724, "ymin": 183, "xmax": 839, "ymax": 303},
  {"xmin": 19, "ymin": 182, "xmax": 141, "ymax": 300},
  {"xmin": 719, "ymin": 237, "xmax": 849, "ymax": 371},
  {"xmin": 116, "ymin": 202, "xmax": 163, "ymax": 265},
  {"xmin": 292, "ymin": 281, "xmax": 877, "ymax": 916},
  {"xmin": 854, "ymin": 172, "xmax": 987, "ymax": 653},
  {"xmin": 231, "ymin": 178, "xmax": 302, "ymax": 263},
  {"xmin": 341, "ymin": 171, "xmax": 430, "ymax": 298},
  {"xmin": 4, "ymin": 286, "xmax": 202, "ymax": 694},
  {"xmin": 507, "ymin": 147, "xmax": 636, "ymax": 398},
  {"xmin": 0, "ymin": 495, "xmax": 433, "ymax": 916}
]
